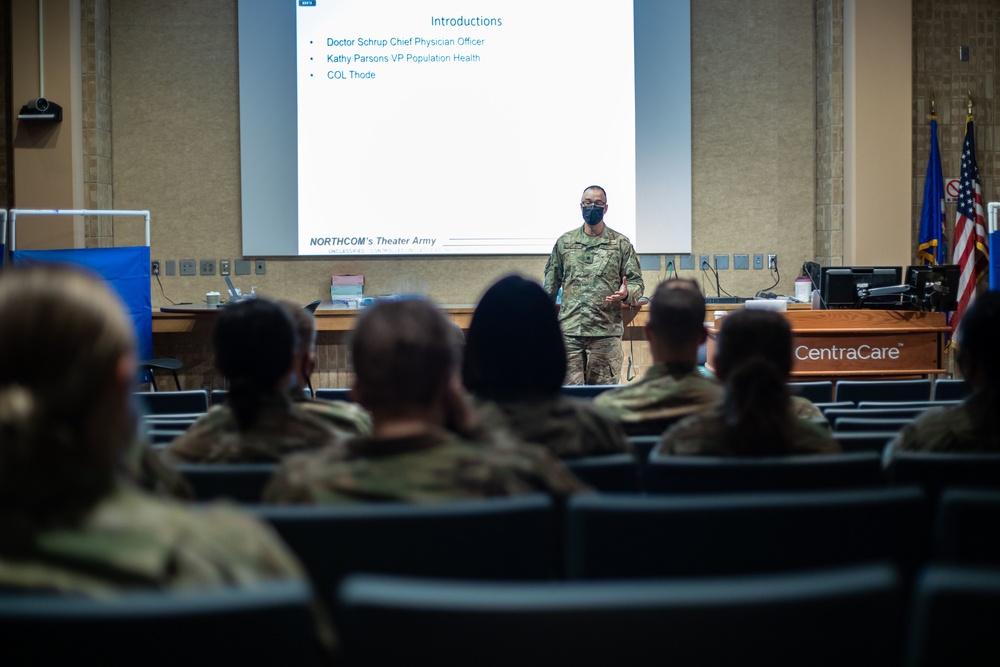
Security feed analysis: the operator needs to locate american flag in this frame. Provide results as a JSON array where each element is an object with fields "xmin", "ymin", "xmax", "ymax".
[{"xmin": 952, "ymin": 119, "xmax": 990, "ymax": 335}]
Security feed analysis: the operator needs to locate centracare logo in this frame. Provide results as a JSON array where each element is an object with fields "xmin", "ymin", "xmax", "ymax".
[{"xmin": 795, "ymin": 344, "xmax": 901, "ymax": 361}]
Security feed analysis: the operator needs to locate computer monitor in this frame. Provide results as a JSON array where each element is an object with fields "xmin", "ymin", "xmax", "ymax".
[
  {"xmin": 904, "ymin": 264, "xmax": 959, "ymax": 312},
  {"xmin": 819, "ymin": 266, "xmax": 903, "ymax": 309}
]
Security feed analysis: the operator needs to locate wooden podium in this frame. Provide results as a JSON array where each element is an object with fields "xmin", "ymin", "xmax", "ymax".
[{"xmin": 706, "ymin": 310, "xmax": 949, "ymax": 379}]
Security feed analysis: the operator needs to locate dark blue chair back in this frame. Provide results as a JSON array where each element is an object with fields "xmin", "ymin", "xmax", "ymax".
[
  {"xmin": 834, "ymin": 380, "xmax": 932, "ymax": 403},
  {"xmin": 645, "ymin": 452, "xmax": 885, "ymax": 494},
  {"xmin": 339, "ymin": 564, "xmax": 902, "ymax": 667},
  {"xmin": 0, "ymin": 581, "xmax": 320, "ymax": 666},
  {"xmin": 565, "ymin": 487, "xmax": 928, "ymax": 579},
  {"xmin": 565, "ymin": 454, "xmax": 640, "ymax": 492},
  {"xmin": 906, "ymin": 565, "xmax": 1000, "ymax": 667},
  {"xmin": 135, "ymin": 390, "xmax": 209, "ymax": 415},
  {"xmin": 250, "ymin": 495, "xmax": 558, "ymax": 608},
  {"xmin": 934, "ymin": 488, "xmax": 1000, "ymax": 566},
  {"xmin": 175, "ymin": 463, "xmax": 278, "ymax": 502}
]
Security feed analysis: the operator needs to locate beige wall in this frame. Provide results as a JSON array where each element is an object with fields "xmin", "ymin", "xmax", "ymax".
[
  {"xmin": 912, "ymin": 0, "xmax": 999, "ymax": 266},
  {"xmin": 843, "ymin": 0, "xmax": 913, "ymax": 267},
  {"xmin": 101, "ymin": 0, "xmax": 817, "ymax": 308},
  {"xmin": 11, "ymin": 0, "xmax": 84, "ymax": 249}
]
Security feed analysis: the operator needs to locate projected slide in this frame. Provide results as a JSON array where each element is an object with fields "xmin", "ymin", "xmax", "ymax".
[{"xmin": 294, "ymin": 1, "xmax": 635, "ymax": 256}]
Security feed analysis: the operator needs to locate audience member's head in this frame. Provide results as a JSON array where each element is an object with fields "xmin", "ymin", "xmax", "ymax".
[
  {"xmin": 463, "ymin": 275, "xmax": 566, "ymax": 402},
  {"xmin": 351, "ymin": 298, "xmax": 459, "ymax": 420},
  {"xmin": 0, "ymin": 265, "xmax": 137, "ymax": 522},
  {"xmin": 713, "ymin": 309, "xmax": 795, "ymax": 455},
  {"xmin": 646, "ymin": 278, "xmax": 707, "ymax": 364},
  {"xmin": 214, "ymin": 298, "xmax": 298, "ymax": 428},
  {"xmin": 278, "ymin": 300, "xmax": 318, "ymax": 392},
  {"xmin": 957, "ymin": 291, "xmax": 1000, "ymax": 397}
]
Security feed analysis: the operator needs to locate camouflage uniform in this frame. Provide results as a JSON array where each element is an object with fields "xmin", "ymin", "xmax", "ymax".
[
  {"xmin": 0, "ymin": 482, "xmax": 336, "ymax": 655},
  {"xmin": 543, "ymin": 225, "xmax": 644, "ymax": 385},
  {"xmin": 790, "ymin": 395, "xmax": 825, "ymax": 421},
  {"xmin": 0, "ymin": 483, "xmax": 306, "ymax": 592},
  {"xmin": 263, "ymin": 427, "xmax": 589, "ymax": 504},
  {"xmin": 658, "ymin": 405, "xmax": 841, "ymax": 456},
  {"xmin": 292, "ymin": 391, "xmax": 373, "ymax": 438},
  {"xmin": 164, "ymin": 394, "xmax": 346, "ymax": 464},
  {"xmin": 594, "ymin": 363, "xmax": 723, "ymax": 432},
  {"xmin": 475, "ymin": 396, "xmax": 632, "ymax": 459},
  {"xmin": 891, "ymin": 394, "xmax": 1000, "ymax": 453}
]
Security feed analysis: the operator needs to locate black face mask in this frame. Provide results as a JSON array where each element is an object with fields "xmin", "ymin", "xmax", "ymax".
[{"xmin": 582, "ymin": 205, "xmax": 604, "ymax": 226}]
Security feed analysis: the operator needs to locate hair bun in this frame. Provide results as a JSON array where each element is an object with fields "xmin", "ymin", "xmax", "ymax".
[{"xmin": 0, "ymin": 385, "xmax": 37, "ymax": 434}]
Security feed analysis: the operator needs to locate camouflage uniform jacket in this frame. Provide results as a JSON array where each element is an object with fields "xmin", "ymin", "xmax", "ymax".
[
  {"xmin": 292, "ymin": 392, "xmax": 373, "ymax": 438},
  {"xmin": 263, "ymin": 427, "xmax": 590, "ymax": 504},
  {"xmin": 164, "ymin": 394, "xmax": 346, "ymax": 464},
  {"xmin": 790, "ymin": 396, "xmax": 825, "ymax": 421},
  {"xmin": 658, "ymin": 405, "xmax": 841, "ymax": 457},
  {"xmin": 543, "ymin": 225, "xmax": 644, "ymax": 337},
  {"xmin": 594, "ymin": 363, "xmax": 723, "ymax": 425},
  {"xmin": 475, "ymin": 395, "xmax": 632, "ymax": 459},
  {"xmin": 0, "ymin": 482, "xmax": 306, "ymax": 593},
  {"xmin": 891, "ymin": 394, "xmax": 1000, "ymax": 453}
]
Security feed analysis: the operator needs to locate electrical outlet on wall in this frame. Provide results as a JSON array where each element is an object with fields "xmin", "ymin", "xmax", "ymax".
[{"xmin": 151, "ymin": 261, "xmax": 160, "ymax": 276}]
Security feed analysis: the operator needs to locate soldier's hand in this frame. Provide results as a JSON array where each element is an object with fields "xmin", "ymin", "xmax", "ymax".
[{"xmin": 605, "ymin": 276, "xmax": 628, "ymax": 303}]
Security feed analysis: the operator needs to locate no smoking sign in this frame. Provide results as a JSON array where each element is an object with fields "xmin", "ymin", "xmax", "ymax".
[{"xmin": 945, "ymin": 178, "xmax": 961, "ymax": 203}]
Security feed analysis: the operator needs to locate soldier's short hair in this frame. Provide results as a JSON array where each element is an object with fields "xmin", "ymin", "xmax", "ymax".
[
  {"xmin": 648, "ymin": 278, "xmax": 706, "ymax": 346},
  {"xmin": 351, "ymin": 299, "xmax": 457, "ymax": 412},
  {"xmin": 580, "ymin": 185, "xmax": 608, "ymax": 202}
]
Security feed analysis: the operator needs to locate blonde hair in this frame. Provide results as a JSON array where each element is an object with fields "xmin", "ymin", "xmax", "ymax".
[{"xmin": 0, "ymin": 265, "xmax": 136, "ymax": 523}]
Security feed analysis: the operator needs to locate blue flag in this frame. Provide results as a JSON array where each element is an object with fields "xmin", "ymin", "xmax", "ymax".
[{"xmin": 917, "ymin": 117, "xmax": 945, "ymax": 265}]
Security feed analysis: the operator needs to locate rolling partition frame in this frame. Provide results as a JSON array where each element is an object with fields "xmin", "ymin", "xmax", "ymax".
[
  {"xmin": 8, "ymin": 209, "xmax": 151, "ymax": 251},
  {"xmin": 990, "ymin": 202, "xmax": 999, "ymax": 291},
  {"xmin": 0, "ymin": 210, "xmax": 6, "ymax": 267},
  {"xmin": 9, "ymin": 209, "xmax": 155, "ymax": 364}
]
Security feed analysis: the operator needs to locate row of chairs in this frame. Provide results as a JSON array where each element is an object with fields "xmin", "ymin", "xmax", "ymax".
[
  {"xmin": 3, "ymin": 563, "xmax": 992, "ymax": 666},
  {"xmin": 563, "ymin": 378, "xmax": 970, "ymax": 404},
  {"xmin": 169, "ymin": 448, "xmax": 1000, "ymax": 501},
  {"xmin": 137, "ymin": 380, "xmax": 971, "ymax": 417},
  {"xmin": 226, "ymin": 489, "xmax": 1000, "ymax": 601},
  {"xmin": 136, "ymin": 388, "xmax": 353, "ymax": 416}
]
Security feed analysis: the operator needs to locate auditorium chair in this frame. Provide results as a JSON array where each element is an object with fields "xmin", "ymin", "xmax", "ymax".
[
  {"xmin": 645, "ymin": 452, "xmax": 885, "ymax": 494},
  {"xmin": 135, "ymin": 389, "xmax": 209, "ymax": 415},
  {"xmin": 315, "ymin": 388, "xmax": 352, "ymax": 402},
  {"xmin": 834, "ymin": 417, "xmax": 916, "ymax": 433},
  {"xmin": 833, "ymin": 379, "xmax": 932, "ymax": 404},
  {"xmin": 137, "ymin": 357, "xmax": 183, "ymax": 391},
  {"xmin": 886, "ymin": 451, "xmax": 1000, "ymax": 498},
  {"xmin": 174, "ymin": 463, "xmax": 278, "ymax": 502},
  {"xmin": 857, "ymin": 400, "xmax": 960, "ymax": 409},
  {"xmin": 565, "ymin": 488, "xmax": 928, "ymax": 579},
  {"xmin": 560, "ymin": 384, "xmax": 621, "ymax": 399},
  {"xmin": 564, "ymin": 453, "xmax": 640, "ymax": 492},
  {"xmin": 933, "ymin": 488, "xmax": 1000, "ymax": 566},
  {"xmin": 931, "ymin": 379, "xmax": 970, "ymax": 402},
  {"xmin": 834, "ymin": 431, "xmax": 897, "ymax": 453},
  {"xmin": 789, "ymin": 380, "xmax": 834, "ymax": 403},
  {"xmin": 906, "ymin": 565, "xmax": 1000, "ymax": 667},
  {"xmin": 338, "ymin": 564, "xmax": 902, "ymax": 667},
  {"xmin": 824, "ymin": 407, "xmax": 929, "ymax": 428},
  {"xmin": 0, "ymin": 580, "xmax": 321, "ymax": 666},
  {"xmin": 250, "ymin": 495, "xmax": 558, "ymax": 608}
]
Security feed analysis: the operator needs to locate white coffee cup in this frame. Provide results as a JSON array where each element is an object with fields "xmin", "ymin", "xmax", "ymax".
[{"xmin": 206, "ymin": 291, "xmax": 221, "ymax": 308}]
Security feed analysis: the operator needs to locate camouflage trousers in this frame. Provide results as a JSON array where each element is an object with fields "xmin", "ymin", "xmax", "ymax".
[{"xmin": 564, "ymin": 335, "xmax": 623, "ymax": 385}]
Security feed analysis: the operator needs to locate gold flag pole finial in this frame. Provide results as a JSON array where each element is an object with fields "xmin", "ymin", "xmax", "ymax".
[
  {"xmin": 930, "ymin": 92, "xmax": 936, "ymax": 117},
  {"xmin": 967, "ymin": 91, "xmax": 975, "ymax": 121}
]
